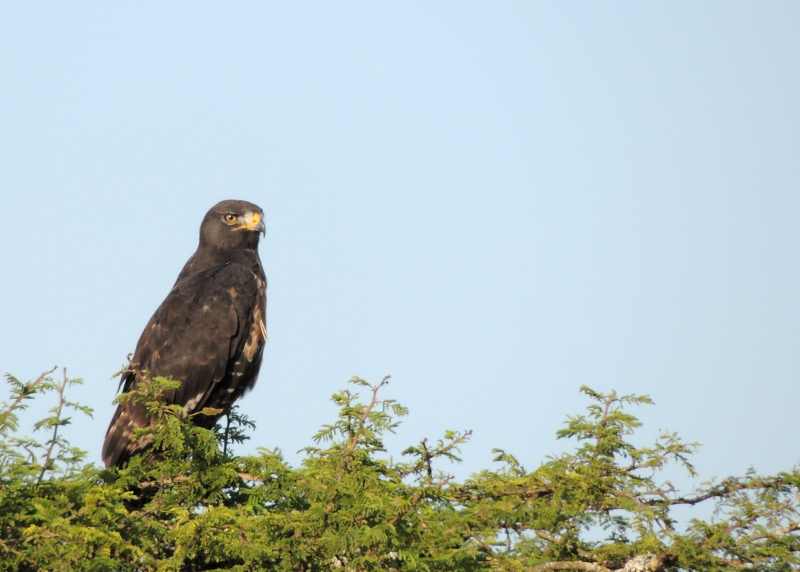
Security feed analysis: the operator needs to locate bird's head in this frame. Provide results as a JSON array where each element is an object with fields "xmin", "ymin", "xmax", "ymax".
[{"xmin": 199, "ymin": 199, "xmax": 265, "ymax": 251}]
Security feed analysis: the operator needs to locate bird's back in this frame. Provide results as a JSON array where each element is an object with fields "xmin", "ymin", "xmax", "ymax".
[{"xmin": 102, "ymin": 256, "xmax": 266, "ymax": 467}]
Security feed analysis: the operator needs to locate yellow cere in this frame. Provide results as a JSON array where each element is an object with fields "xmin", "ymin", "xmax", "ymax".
[{"xmin": 243, "ymin": 211, "xmax": 261, "ymax": 230}]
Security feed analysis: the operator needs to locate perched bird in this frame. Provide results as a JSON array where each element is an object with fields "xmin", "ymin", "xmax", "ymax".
[{"xmin": 102, "ymin": 200, "xmax": 267, "ymax": 467}]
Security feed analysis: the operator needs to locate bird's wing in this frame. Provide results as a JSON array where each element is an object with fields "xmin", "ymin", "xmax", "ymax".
[{"xmin": 102, "ymin": 263, "xmax": 259, "ymax": 466}]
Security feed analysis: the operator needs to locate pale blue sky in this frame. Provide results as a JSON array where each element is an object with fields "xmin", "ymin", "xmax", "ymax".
[{"xmin": 1, "ymin": 3, "xmax": 798, "ymax": 487}]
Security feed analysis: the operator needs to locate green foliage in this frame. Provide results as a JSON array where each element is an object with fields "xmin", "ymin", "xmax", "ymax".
[{"xmin": 1, "ymin": 370, "xmax": 798, "ymax": 571}]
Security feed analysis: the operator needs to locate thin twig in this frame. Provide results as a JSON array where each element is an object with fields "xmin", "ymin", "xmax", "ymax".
[
  {"xmin": 345, "ymin": 376, "xmax": 390, "ymax": 452},
  {"xmin": 37, "ymin": 368, "xmax": 68, "ymax": 485},
  {"xmin": 222, "ymin": 412, "xmax": 232, "ymax": 458},
  {"xmin": 644, "ymin": 476, "xmax": 788, "ymax": 507},
  {"xmin": 421, "ymin": 438, "xmax": 433, "ymax": 480}
]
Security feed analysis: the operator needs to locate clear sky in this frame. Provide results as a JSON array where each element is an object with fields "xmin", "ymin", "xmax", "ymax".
[{"xmin": 1, "ymin": 2, "xmax": 798, "ymax": 489}]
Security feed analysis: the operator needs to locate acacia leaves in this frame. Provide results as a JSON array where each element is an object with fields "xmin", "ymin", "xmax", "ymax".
[{"xmin": 0, "ymin": 371, "xmax": 797, "ymax": 571}]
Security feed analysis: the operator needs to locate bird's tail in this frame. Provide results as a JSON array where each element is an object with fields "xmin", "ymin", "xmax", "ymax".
[{"xmin": 102, "ymin": 403, "xmax": 148, "ymax": 467}]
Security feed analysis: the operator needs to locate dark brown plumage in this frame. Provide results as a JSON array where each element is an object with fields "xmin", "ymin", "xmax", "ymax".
[{"xmin": 102, "ymin": 200, "xmax": 267, "ymax": 467}]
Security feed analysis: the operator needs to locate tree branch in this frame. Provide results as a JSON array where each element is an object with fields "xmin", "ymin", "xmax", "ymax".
[
  {"xmin": 345, "ymin": 376, "xmax": 390, "ymax": 452},
  {"xmin": 36, "ymin": 368, "xmax": 68, "ymax": 485},
  {"xmin": 530, "ymin": 562, "xmax": 610, "ymax": 572},
  {"xmin": 644, "ymin": 476, "xmax": 788, "ymax": 506},
  {"xmin": 530, "ymin": 554, "xmax": 668, "ymax": 572}
]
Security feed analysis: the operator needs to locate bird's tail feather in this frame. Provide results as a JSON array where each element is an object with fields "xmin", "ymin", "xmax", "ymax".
[{"xmin": 102, "ymin": 404, "xmax": 147, "ymax": 467}]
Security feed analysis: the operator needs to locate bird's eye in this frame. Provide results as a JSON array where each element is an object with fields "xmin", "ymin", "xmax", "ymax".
[{"xmin": 223, "ymin": 213, "xmax": 238, "ymax": 225}]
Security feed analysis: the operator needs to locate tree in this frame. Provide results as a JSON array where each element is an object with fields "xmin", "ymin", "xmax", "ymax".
[{"xmin": 1, "ymin": 368, "xmax": 798, "ymax": 571}]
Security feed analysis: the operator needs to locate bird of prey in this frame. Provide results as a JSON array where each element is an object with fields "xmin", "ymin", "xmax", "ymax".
[{"xmin": 102, "ymin": 199, "xmax": 267, "ymax": 467}]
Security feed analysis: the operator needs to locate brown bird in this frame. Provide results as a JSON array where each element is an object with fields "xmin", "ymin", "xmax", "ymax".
[{"xmin": 102, "ymin": 200, "xmax": 267, "ymax": 467}]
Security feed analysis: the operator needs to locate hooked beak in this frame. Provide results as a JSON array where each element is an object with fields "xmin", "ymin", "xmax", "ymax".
[{"xmin": 241, "ymin": 211, "xmax": 266, "ymax": 236}]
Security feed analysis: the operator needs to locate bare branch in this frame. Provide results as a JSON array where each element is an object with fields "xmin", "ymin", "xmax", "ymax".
[
  {"xmin": 530, "ymin": 562, "xmax": 611, "ymax": 572},
  {"xmin": 530, "ymin": 554, "xmax": 668, "ymax": 572},
  {"xmin": 644, "ymin": 476, "xmax": 789, "ymax": 507}
]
